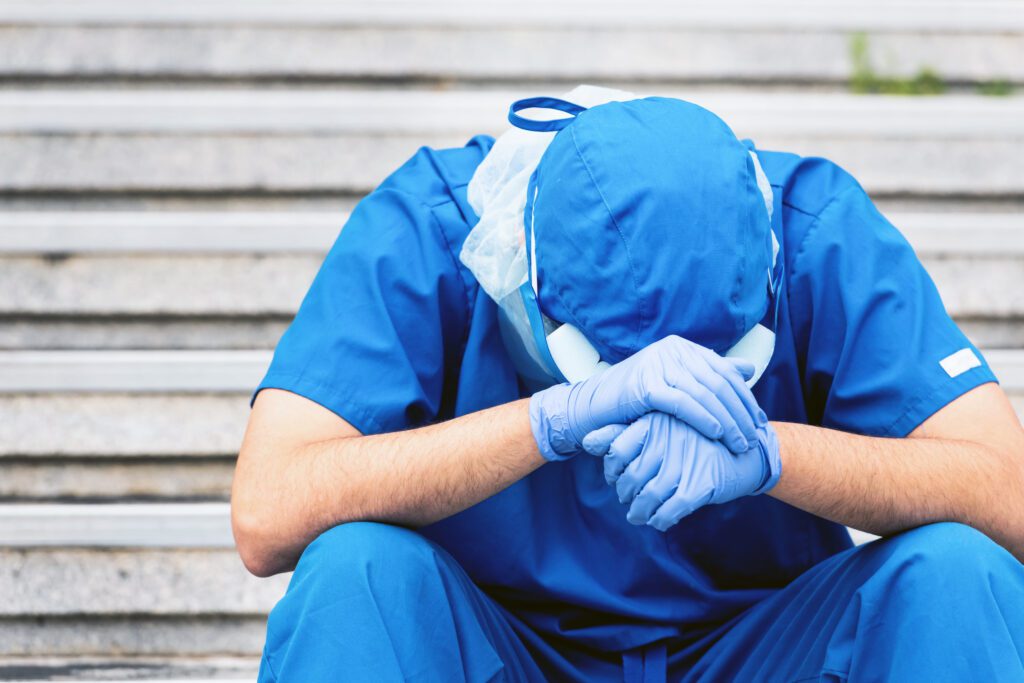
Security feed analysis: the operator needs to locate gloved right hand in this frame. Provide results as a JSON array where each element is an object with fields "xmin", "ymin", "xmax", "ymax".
[
  {"xmin": 528, "ymin": 335, "xmax": 767, "ymax": 462},
  {"xmin": 583, "ymin": 413, "xmax": 782, "ymax": 531}
]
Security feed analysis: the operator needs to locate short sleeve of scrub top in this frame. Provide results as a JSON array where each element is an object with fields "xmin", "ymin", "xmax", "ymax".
[
  {"xmin": 253, "ymin": 187, "xmax": 470, "ymax": 436},
  {"xmin": 786, "ymin": 167, "xmax": 998, "ymax": 437}
]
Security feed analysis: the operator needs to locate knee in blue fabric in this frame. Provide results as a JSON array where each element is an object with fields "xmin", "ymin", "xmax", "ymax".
[
  {"xmin": 295, "ymin": 520, "xmax": 437, "ymax": 587},
  {"xmin": 845, "ymin": 523, "xmax": 1024, "ymax": 679},
  {"xmin": 680, "ymin": 523, "xmax": 1024, "ymax": 683},
  {"xmin": 261, "ymin": 523, "xmax": 539, "ymax": 683},
  {"xmin": 880, "ymin": 522, "xmax": 1013, "ymax": 591},
  {"xmin": 261, "ymin": 523, "xmax": 454, "ymax": 681}
]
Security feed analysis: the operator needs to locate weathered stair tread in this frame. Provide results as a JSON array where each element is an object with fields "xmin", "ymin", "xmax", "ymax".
[
  {"xmin": 1, "ymin": 224, "xmax": 1021, "ymax": 318},
  {"xmin": 0, "ymin": 503, "xmax": 237, "ymax": 547},
  {"xmin": 0, "ymin": 617, "xmax": 268, "ymax": 659},
  {"xmin": 0, "ymin": 539, "xmax": 288, "ymax": 612},
  {"xmin": 0, "ymin": 212, "xmax": 344, "ymax": 254},
  {"xmin": 4, "ymin": 90, "xmax": 1022, "ymax": 135},
  {"xmin": 0, "ymin": 349, "xmax": 1020, "ymax": 394},
  {"xmin": 0, "ymin": 351, "xmax": 271, "ymax": 393},
  {"xmin": 10, "ymin": 253, "xmax": 1016, "ymax": 317},
  {"xmin": 0, "ymin": 458, "xmax": 236, "ymax": 502},
  {"xmin": 0, "ymin": 656, "xmax": 257, "ymax": 682},
  {"xmin": 0, "ymin": 394, "xmax": 250, "ymax": 457},
  {"xmin": 1, "ymin": 2, "xmax": 1021, "ymax": 86},
  {"xmin": 0, "ymin": 352, "xmax": 1019, "ymax": 466},
  {"xmin": 1, "ymin": 1, "xmax": 1021, "ymax": 30},
  {"xmin": 2, "ymin": 210, "xmax": 1022, "ymax": 255},
  {"xmin": 1, "ymin": 90, "xmax": 1022, "ymax": 196}
]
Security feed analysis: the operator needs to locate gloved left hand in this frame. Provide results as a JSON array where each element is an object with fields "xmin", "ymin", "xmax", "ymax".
[
  {"xmin": 583, "ymin": 414, "xmax": 782, "ymax": 531},
  {"xmin": 529, "ymin": 335, "xmax": 765, "ymax": 462}
]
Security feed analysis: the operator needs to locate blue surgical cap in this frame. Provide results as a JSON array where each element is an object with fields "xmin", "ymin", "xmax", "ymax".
[{"xmin": 529, "ymin": 96, "xmax": 773, "ymax": 363}]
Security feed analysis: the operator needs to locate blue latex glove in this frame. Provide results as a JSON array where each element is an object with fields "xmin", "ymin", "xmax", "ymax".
[
  {"xmin": 582, "ymin": 414, "xmax": 782, "ymax": 531},
  {"xmin": 529, "ymin": 335, "xmax": 767, "ymax": 462}
]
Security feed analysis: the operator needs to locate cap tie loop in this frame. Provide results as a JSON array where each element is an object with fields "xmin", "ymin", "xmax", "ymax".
[{"xmin": 508, "ymin": 97, "xmax": 587, "ymax": 132}]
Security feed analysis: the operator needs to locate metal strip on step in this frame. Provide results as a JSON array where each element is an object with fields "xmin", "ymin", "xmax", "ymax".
[{"xmin": 0, "ymin": 503, "xmax": 234, "ymax": 547}]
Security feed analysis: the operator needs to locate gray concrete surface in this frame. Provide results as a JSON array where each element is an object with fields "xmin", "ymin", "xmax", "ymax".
[
  {"xmin": 2, "ymin": 91, "xmax": 1022, "ymax": 196},
  {"xmin": 0, "ymin": 503, "xmax": 235, "ymax": 547},
  {"xmin": 1, "ymin": 252, "xmax": 1019, "ymax": 318},
  {"xmin": 0, "ymin": 656, "xmax": 258, "ymax": 682},
  {"xmin": 0, "ymin": 394, "xmax": 248, "ymax": 456},
  {"xmin": 0, "ymin": 459, "xmax": 234, "ymax": 501},
  {"xmin": 0, "ymin": 1, "xmax": 1021, "ymax": 83},
  {"xmin": 0, "ymin": 547, "xmax": 287, "ymax": 613},
  {"xmin": 0, "ymin": 618, "xmax": 267, "ymax": 658}
]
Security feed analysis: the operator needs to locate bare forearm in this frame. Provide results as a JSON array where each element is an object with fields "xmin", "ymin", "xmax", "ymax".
[
  {"xmin": 329, "ymin": 399, "xmax": 543, "ymax": 526},
  {"xmin": 233, "ymin": 397, "xmax": 544, "ymax": 575},
  {"xmin": 769, "ymin": 422, "xmax": 1024, "ymax": 558}
]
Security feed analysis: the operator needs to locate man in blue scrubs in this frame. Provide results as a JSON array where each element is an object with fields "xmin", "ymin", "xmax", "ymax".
[{"xmin": 232, "ymin": 92, "xmax": 1024, "ymax": 682}]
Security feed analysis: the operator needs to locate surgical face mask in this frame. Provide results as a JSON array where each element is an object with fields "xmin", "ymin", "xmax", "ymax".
[{"xmin": 462, "ymin": 89, "xmax": 781, "ymax": 390}]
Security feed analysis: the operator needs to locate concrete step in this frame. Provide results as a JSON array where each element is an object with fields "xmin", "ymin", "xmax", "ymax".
[
  {"xmin": 0, "ymin": 458, "xmax": 234, "ymax": 502},
  {"xmin": 1, "ymin": 90, "xmax": 1022, "ymax": 197},
  {"xmin": 0, "ymin": 502, "xmax": 279, "ymax": 658},
  {"xmin": 1, "ymin": 212, "xmax": 1021, "ymax": 323},
  {"xmin": 0, "ymin": 504, "xmax": 280, "ymax": 659},
  {"xmin": 0, "ymin": 350, "xmax": 1021, "ymax": 458},
  {"xmin": 0, "ymin": 351, "xmax": 270, "ymax": 394},
  {"xmin": 0, "ymin": 318, "xmax": 290, "ymax": 352},
  {"xmin": 2, "ymin": 249, "xmax": 1018, "ymax": 321},
  {"xmin": 0, "ymin": 1, "xmax": 1021, "ymax": 85},
  {"xmin": 0, "ymin": 503, "xmax": 236, "ymax": 547},
  {"xmin": 3, "ymin": 210, "xmax": 1022, "ymax": 256},
  {"xmin": 2, "ymin": 349, "xmax": 1023, "ymax": 397},
  {"xmin": 0, "ymin": 616, "xmax": 266, "ymax": 660},
  {"xmin": 0, "ymin": 212, "xmax": 343, "ymax": 255},
  {"xmin": 0, "ymin": 394, "xmax": 249, "ymax": 457},
  {"xmin": 0, "ymin": 656, "xmax": 257, "ymax": 682},
  {"xmin": 7, "ymin": 252, "xmax": 1018, "ymax": 322}
]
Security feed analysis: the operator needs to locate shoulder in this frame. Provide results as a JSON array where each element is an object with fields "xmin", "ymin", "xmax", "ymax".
[
  {"xmin": 375, "ymin": 135, "xmax": 494, "ymax": 212},
  {"xmin": 334, "ymin": 134, "xmax": 493, "ymax": 262},
  {"xmin": 317, "ymin": 136, "xmax": 494, "ymax": 313},
  {"xmin": 755, "ymin": 150, "xmax": 874, "ymax": 278},
  {"xmin": 757, "ymin": 151, "xmax": 862, "ymax": 219}
]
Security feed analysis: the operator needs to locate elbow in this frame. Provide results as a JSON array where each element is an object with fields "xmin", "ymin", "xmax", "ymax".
[
  {"xmin": 231, "ymin": 502, "xmax": 280, "ymax": 578},
  {"xmin": 231, "ymin": 469, "xmax": 289, "ymax": 577}
]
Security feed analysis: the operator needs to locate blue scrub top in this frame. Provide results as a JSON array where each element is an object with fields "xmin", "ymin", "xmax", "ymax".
[{"xmin": 256, "ymin": 136, "xmax": 997, "ymax": 658}]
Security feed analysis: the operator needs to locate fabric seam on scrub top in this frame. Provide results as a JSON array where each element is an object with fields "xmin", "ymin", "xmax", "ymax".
[
  {"xmin": 446, "ymin": 181, "xmax": 482, "ymax": 314},
  {"xmin": 781, "ymin": 183, "xmax": 863, "ymax": 427},
  {"xmin": 783, "ymin": 184, "xmax": 860, "ymax": 285},
  {"xmin": 730, "ymin": 150, "xmax": 752, "ymax": 344},
  {"xmin": 792, "ymin": 667, "xmax": 849, "ymax": 683},
  {"xmin": 259, "ymin": 646, "xmax": 281, "ymax": 682},
  {"xmin": 379, "ymin": 187, "xmax": 476, "ymax": 343},
  {"xmin": 564, "ymin": 121, "xmax": 646, "ymax": 359},
  {"xmin": 777, "ymin": 186, "xmax": 855, "ymax": 412},
  {"xmin": 423, "ymin": 193, "xmax": 476, "ymax": 357},
  {"xmin": 257, "ymin": 370, "xmax": 387, "ymax": 436},
  {"xmin": 412, "ymin": 142, "xmax": 491, "ymax": 321}
]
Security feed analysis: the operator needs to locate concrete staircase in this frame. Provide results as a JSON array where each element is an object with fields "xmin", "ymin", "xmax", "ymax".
[{"xmin": 1, "ymin": 1, "xmax": 1022, "ymax": 679}]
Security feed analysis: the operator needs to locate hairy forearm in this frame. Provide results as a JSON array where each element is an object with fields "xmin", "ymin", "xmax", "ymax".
[
  {"xmin": 769, "ymin": 421, "xmax": 1024, "ymax": 558},
  {"xmin": 233, "ymin": 397, "xmax": 544, "ymax": 576}
]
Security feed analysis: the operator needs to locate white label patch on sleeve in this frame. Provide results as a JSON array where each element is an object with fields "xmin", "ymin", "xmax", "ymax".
[{"xmin": 939, "ymin": 348, "xmax": 982, "ymax": 378}]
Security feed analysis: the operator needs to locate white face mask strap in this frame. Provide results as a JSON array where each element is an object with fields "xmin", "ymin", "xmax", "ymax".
[
  {"xmin": 529, "ymin": 185, "xmax": 540, "ymax": 294},
  {"xmin": 749, "ymin": 150, "xmax": 774, "ymax": 223}
]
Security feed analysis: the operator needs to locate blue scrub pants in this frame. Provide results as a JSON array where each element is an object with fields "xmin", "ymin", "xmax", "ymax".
[{"xmin": 258, "ymin": 522, "xmax": 1024, "ymax": 682}]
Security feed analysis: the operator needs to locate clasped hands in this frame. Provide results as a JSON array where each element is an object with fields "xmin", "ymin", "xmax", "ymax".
[{"xmin": 530, "ymin": 336, "xmax": 782, "ymax": 531}]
